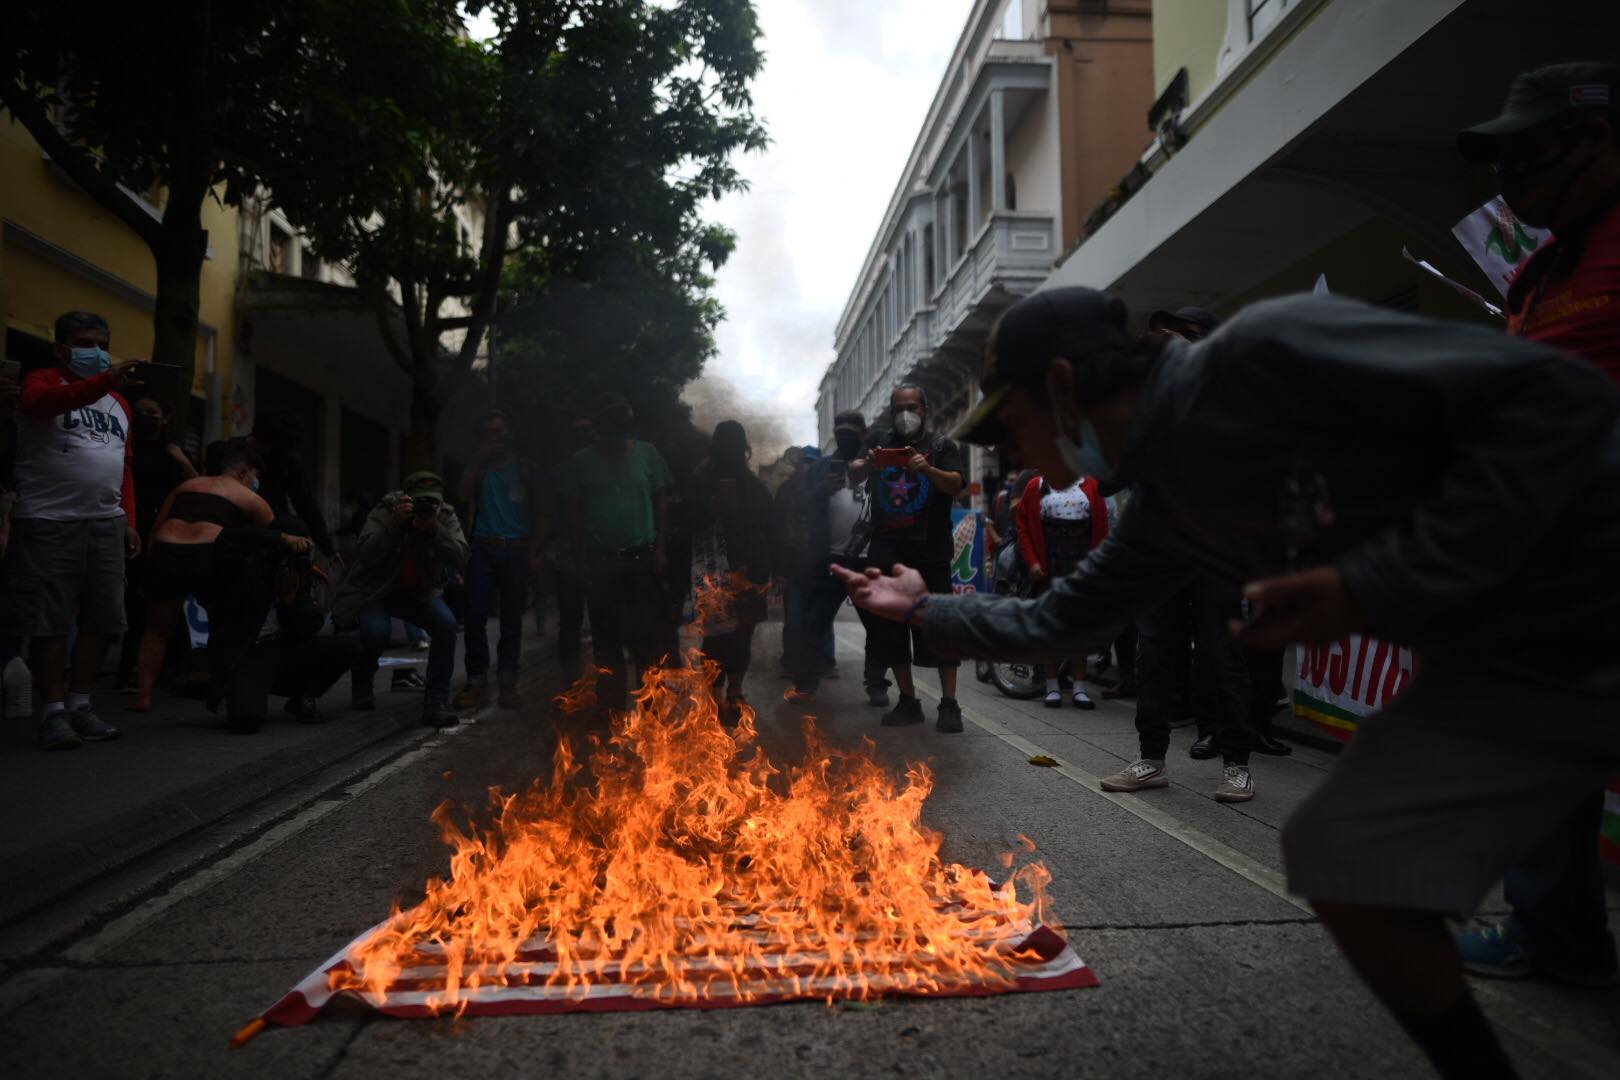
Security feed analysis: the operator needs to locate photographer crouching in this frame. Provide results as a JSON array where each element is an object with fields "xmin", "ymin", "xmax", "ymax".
[{"xmin": 333, "ymin": 472, "xmax": 470, "ymax": 728}]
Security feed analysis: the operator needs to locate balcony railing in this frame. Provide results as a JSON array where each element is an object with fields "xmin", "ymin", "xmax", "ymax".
[{"xmin": 933, "ymin": 211, "xmax": 1054, "ymax": 336}]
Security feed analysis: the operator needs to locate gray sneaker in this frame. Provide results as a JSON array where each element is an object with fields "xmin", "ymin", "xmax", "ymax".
[
  {"xmin": 1100, "ymin": 759, "xmax": 1168, "ymax": 792},
  {"xmin": 68, "ymin": 704, "xmax": 120, "ymax": 742},
  {"xmin": 39, "ymin": 711, "xmax": 82, "ymax": 751},
  {"xmin": 1215, "ymin": 764, "xmax": 1255, "ymax": 803}
]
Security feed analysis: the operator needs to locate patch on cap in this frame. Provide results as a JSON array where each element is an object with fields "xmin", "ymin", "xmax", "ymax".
[{"xmin": 1571, "ymin": 84, "xmax": 1611, "ymax": 105}]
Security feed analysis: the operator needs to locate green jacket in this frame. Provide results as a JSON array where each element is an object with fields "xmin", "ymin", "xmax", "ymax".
[{"xmin": 331, "ymin": 492, "xmax": 470, "ymax": 631}]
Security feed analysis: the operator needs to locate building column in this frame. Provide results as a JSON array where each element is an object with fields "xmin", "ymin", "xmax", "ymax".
[
  {"xmin": 990, "ymin": 89, "xmax": 1008, "ymax": 213},
  {"xmin": 941, "ymin": 186, "xmax": 955, "ymax": 267},
  {"xmin": 966, "ymin": 114, "xmax": 982, "ymax": 238}
]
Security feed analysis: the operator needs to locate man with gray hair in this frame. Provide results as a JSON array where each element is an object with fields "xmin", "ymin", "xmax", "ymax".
[{"xmin": 0, "ymin": 311, "xmax": 146, "ymax": 749}]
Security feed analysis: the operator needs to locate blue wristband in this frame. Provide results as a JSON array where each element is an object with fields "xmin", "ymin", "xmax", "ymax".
[{"xmin": 906, "ymin": 594, "xmax": 931, "ymax": 625}]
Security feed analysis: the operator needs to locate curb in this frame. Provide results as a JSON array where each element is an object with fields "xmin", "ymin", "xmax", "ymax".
[{"xmin": 0, "ymin": 702, "xmax": 431, "ymax": 928}]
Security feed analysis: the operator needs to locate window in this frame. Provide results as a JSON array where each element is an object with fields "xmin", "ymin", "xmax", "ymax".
[
  {"xmin": 1000, "ymin": 0, "xmax": 1023, "ymax": 40},
  {"xmin": 1006, "ymin": 173, "xmax": 1018, "ymax": 213},
  {"xmin": 1248, "ymin": 0, "xmax": 1281, "ymax": 38},
  {"xmin": 268, "ymin": 225, "xmax": 292, "ymax": 274}
]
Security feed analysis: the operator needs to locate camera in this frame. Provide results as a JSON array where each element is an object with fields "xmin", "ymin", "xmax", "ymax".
[
  {"xmin": 827, "ymin": 458, "xmax": 848, "ymax": 477},
  {"xmin": 413, "ymin": 496, "xmax": 441, "ymax": 520}
]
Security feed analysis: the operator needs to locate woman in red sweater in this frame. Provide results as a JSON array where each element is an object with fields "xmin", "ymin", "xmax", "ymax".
[{"xmin": 1015, "ymin": 472, "xmax": 1109, "ymax": 708}]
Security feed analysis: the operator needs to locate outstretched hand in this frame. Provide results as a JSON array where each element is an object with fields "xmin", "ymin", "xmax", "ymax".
[
  {"xmin": 1229, "ymin": 566, "xmax": 1359, "ymax": 648},
  {"xmin": 830, "ymin": 562, "xmax": 928, "ymax": 624}
]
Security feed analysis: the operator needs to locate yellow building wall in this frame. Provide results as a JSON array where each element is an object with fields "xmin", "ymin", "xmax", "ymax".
[
  {"xmin": 1149, "ymin": 0, "xmax": 1229, "ymax": 102},
  {"xmin": 0, "ymin": 114, "xmax": 238, "ymax": 416}
]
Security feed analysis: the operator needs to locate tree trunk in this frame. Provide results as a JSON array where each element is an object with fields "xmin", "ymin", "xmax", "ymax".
[{"xmin": 150, "ymin": 176, "xmax": 210, "ymax": 439}]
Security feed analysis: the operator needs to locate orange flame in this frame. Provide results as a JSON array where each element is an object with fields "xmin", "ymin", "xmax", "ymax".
[
  {"xmin": 689, "ymin": 571, "xmax": 768, "ymax": 638},
  {"xmin": 331, "ymin": 655, "xmax": 1057, "ymax": 1010}
]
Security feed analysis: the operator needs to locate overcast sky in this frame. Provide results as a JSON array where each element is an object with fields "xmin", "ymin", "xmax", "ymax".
[{"xmin": 686, "ymin": 0, "xmax": 975, "ymax": 457}]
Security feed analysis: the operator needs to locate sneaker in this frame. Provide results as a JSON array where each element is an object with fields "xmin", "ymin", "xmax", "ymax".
[
  {"xmin": 935, "ymin": 699, "xmax": 964, "ymax": 734},
  {"xmin": 1100, "ymin": 759, "xmax": 1168, "ymax": 792},
  {"xmin": 422, "ymin": 701, "xmax": 461, "ymax": 728},
  {"xmin": 39, "ymin": 711, "xmax": 82, "ymax": 751},
  {"xmin": 283, "ymin": 697, "xmax": 325, "ymax": 724},
  {"xmin": 2, "ymin": 656, "xmax": 34, "ymax": 720},
  {"xmin": 68, "ymin": 704, "xmax": 120, "ymax": 742},
  {"xmin": 1043, "ymin": 689, "xmax": 1062, "ymax": 709},
  {"xmin": 391, "ymin": 669, "xmax": 427, "ymax": 691},
  {"xmin": 497, "ymin": 689, "xmax": 525, "ymax": 710},
  {"xmin": 453, "ymin": 685, "xmax": 487, "ymax": 710},
  {"xmin": 1253, "ymin": 732, "xmax": 1293, "ymax": 756},
  {"xmin": 1214, "ymin": 764, "xmax": 1255, "ymax": 802},
  {"xmin": 1071, "ymin": 688, "xmax": 1095, "ymax": 710},
  {"xmin": 1454, "ymin": 924, "xmax": 1532, "ymax": 980},
  {"xmin": 879, "ymin": 694, "xmax": 925, "ymax": 727},
  {"xmin": 414, "ymin": 637, "xmax": 431, "ymax": 651},
  {"xmin": 1189, "ymin": 733, "xmax": 1219, "ymax": 760},
  {"xmin": 866, "ymin": 686, "xmax": 890, "ymax": 708}
]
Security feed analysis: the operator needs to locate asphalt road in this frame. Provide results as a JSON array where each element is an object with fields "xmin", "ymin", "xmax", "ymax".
[{"xmin": 2, "ymin": 618, "xmax": 1617, "ymax": 1079}]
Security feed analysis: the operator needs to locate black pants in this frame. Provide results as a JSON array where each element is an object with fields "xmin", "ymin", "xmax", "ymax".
[
  {"xmin": 1503, "ymin": 793, "xmax": 1617, "ymax": 976},
  {"xmin": 702, "ymin": 623, "xmax": 758, "ymax": 697},
  {"xmin": 584, "ymin": 549, "xmax": 660, "ymax": 710},
  {"xmin": 226, "ymin": 634, "xmax": 368, "ymax": 733},
  {"xmin": 553, "ymin": 568, "xmax": 587, "ymax": 680},
  {"xmin": 1135, "ymin": 576, "xmax": 1255, "ymax": 764},
  {"xmin": 1246, "ymin": 646, "xmax": 1285, "ymax": 730},
  {"xmin": 1113, "ymin": 624, "xmax": 1138, "ymax": 685}
]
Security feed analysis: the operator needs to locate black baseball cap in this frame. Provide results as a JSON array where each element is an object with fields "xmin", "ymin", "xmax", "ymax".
[
  {"xmin": 950, "ymin": 286, "xmax": 1131, "ymax": 446},
  {"xmin": 1147, "ymin": 306, "xmax": 1221, "ymax": 337},
  {"xmin": 1458, "ymin": 61, "xmax": 1618, "ymax": 162}
]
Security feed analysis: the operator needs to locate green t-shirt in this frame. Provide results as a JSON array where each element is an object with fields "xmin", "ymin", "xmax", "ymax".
[{"xmin": 567, "ymin": 440, "xmax": 673, "ymax": 550}]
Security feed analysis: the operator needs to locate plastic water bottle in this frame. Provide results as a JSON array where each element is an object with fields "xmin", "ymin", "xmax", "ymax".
[{"xmin": 3, "ymin": 656, "xmax": 33, "ymax": 720}]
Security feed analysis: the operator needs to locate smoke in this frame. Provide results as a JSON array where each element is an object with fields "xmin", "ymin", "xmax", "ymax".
[{"xmin": 682, "ymin": 371, "xmax": 800, "ymax": 465}]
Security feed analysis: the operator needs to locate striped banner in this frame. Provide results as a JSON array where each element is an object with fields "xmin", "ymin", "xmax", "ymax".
[
  {"xmin": 1292, "ymin": 635, "xmax": 1413, "ymax": 743},
  {"xmin": 253, "ymin": 909, "xmax": 1096, "ymax": 1030}
]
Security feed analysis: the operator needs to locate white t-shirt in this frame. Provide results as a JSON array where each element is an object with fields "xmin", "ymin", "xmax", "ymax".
[
  {"xmin": 1039, "ymin": 481, "xmax": 1091, "ymax": 524},
  {"xmin": 13, "ymin": 373, "xmax": 131, "ymax": 521},
  {"xmin": 827, "ymin": 484, "xmax": 870, "ymax": 557}
]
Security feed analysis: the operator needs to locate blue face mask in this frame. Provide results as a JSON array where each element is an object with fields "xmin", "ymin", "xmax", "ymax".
[
  {"xmin": 1052, "ymin": 384, "xmax": 1116, "ymax": 484},
  {"xmin": 67, "ymin": 346, "xmax": 112, "ymax": 379}
]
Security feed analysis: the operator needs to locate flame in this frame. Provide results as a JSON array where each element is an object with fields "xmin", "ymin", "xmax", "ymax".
[
  {"xmin": 689, "ymin": 571, "xmax": 768, "ymax": 637},
  {"xmin": 330, "ymin": 655, "xmax": 1058, "ymax": 1011}
]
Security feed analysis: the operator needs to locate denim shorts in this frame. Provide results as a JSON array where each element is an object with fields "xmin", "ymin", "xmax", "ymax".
[{"xmin": 0, "ymin": 516, "xmax": 129, "ymax": 636}]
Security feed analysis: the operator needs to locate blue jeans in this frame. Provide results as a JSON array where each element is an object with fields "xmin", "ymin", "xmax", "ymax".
[
  {"xmin": 464, "ymin": 542, "xmax": 531, "ymax": 690},
  {"xmin": 1503, "ymin": 792, "xmax": 1617, "ymax": 977},
  {"xmin": 357, "ymin": 593, "xmax": 456, "ymax": 703}
]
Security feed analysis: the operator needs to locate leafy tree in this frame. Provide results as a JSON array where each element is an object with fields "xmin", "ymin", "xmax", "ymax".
[
  {"xmin": 282, "ymin": 0, "xmax": 766, "ymax": 466},
  {"xmin": 0, "ymin": 1, "xmax": 463, "ymax": 422}
]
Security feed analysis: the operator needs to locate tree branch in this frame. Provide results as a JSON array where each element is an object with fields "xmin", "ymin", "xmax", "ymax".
[{"xmin": 0, "ymin": 80, "xmax": 163, "ymax": 249}]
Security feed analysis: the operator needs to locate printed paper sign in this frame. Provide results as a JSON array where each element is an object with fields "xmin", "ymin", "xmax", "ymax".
[
  {"xmin": 1451, "ymin": 196, "xmax": 1551, "ymax": 298},
  {"xmin": 950, "ymin": 509, "xmax": 987, "ymax": 595}
]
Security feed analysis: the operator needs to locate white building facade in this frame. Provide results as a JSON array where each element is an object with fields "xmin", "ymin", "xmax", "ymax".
[{"xmin": 818, "ymin": 0, "xmax": 1154, "ymax": 500}]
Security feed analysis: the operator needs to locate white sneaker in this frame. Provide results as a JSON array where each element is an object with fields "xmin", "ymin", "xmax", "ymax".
[
  {"xmin": 1100, "ymin": 758, "xmax": 1169, "ymax": 792},
  {"xmin": 1215, "ymin": 764, "xmax": 1255, "ymax": 802},
  {"xmin": 3, "ymin": 656, "xmax": 33, "ymax": 720}
]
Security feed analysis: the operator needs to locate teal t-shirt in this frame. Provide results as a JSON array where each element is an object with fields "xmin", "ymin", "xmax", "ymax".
[
  {"xmin": 568, "ymin": 441, "xmax": 673, "ymax": 550},
  {"xmin": 473, "ymin": 460, "xmax": 532, "ymax": 540}
]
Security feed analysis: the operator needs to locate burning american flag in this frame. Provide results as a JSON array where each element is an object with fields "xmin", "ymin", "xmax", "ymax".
[{"xmin": 234, "ymin": 658, "xmax": 1096, "ymax": 1045}]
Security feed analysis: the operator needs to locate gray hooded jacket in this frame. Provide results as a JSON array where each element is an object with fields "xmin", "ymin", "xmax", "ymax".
[{"xmin": 919, "ymin": 294, "xmax": 1620, "ymax": 683}]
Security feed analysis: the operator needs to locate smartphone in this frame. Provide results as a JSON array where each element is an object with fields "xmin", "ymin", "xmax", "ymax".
[
  {"xmin": 826, "ymin": 458, "xmax": 848, "ymax": 477},
  {"xmin": 133, "ymin": 362, "xmax": 184, "ymax": 392},
  {"xmin": 0, "ymin": 358, "xmax": 20, "ymax": 383},
  {"xmin": 872, "ymin": 447, "xmax": 913, "ymax": 469}
]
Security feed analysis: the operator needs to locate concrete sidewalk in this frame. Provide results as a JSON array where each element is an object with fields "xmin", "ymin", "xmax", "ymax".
[{"xmin": 0, "ymin": 644, "xmax": 453, "ymax": 927}]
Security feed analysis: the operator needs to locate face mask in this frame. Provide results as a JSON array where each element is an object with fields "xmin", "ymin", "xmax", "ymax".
[
  {"xmin": 893, "ymin": 409, "xmax": 923, "ymax": 440},
  {"xmin": 1049, "ymin": 377, "xmax": 1116, "ymax": 484},
  {"xmin": 1499, "ymin": 130, "xmax": 1593, "ymax": 228},
  {"xmin": 598, "ymin": 411, "xmax": 631, "ymax": 439},
  {"xmin": 68, "ymin": 346, "xmax": 111, "ymax": 379},
  {"xmin": 133, "ymin": 414, "xmax": 161, "ymax": 441},
  {"xmin": 835, "ymin": 434, "xmax": 862, "ymax": 460}
]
